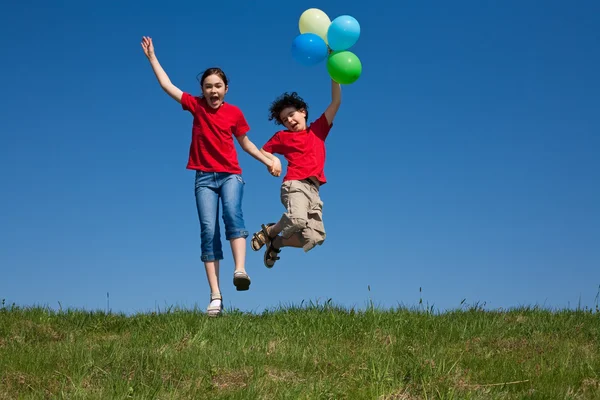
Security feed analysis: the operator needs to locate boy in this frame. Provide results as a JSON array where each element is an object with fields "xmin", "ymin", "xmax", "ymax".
[{"xmin": 251, "ymin": 80, "xmax": 341, "ymax": 267}]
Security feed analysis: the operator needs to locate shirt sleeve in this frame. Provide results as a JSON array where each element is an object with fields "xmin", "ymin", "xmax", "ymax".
[
  {"xmin": 310, "ymin": 113, "xmax": 333, "ymax": 140},
  {"xmin": 262, "ymin": 133, "xmax": 281, "ymax": 154},
  {"xmin": 233, "ymin": 109, "xmax": 250, "ymax": 137},
  {"xmin": 180, "ymin": 92, "xmax": 198, "ymax": 113}
]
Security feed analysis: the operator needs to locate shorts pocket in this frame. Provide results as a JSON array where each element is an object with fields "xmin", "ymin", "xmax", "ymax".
[{"xmin": 308, "ymin": 200, "xmax": 324, "ymax": 222}]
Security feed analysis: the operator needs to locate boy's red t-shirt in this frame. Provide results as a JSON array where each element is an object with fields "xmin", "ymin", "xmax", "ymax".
[
  {"xmin": 181, "ymin": 92, "xmax": 250, "ymax": 174},
  {"xmin": 262, "ymin": 113, "xmax": 332, "ymax": 185}
]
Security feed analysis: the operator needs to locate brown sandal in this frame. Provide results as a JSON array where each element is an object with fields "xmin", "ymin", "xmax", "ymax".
[
  {"xmin": 264, "ymin": 242, "xmax": 281, "ymax": 268},
  {"xmin": 251, "ymin": 223, "xmax": 275, "ymax": 251}
]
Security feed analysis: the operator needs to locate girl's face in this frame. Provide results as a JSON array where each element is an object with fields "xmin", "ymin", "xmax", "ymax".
[
  {"xmin": 279, "ymin": 107, "xmax": 307, "ymax": 132},
  {"xmin": 202, "ymin": 74, "xmax": 228, "ymax": 109}
]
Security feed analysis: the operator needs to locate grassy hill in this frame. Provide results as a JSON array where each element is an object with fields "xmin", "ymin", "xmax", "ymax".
[{"xmin": 1, "ymin": 300, "xmax": 599, "ymax": 399}]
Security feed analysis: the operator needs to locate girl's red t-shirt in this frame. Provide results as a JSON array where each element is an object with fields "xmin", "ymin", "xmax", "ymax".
[{"xmin": 181, "ymin": 92, "xmax": 250, "ymax": 174}]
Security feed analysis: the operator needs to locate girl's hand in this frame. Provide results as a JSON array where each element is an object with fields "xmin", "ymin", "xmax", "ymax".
[
  {"xmin": 268, "ymin": 157, "xmax": 282, "ymax": 177},
  {"xmin": 141, "ymin": 36, "xmax": 155, "ymax": 59}
]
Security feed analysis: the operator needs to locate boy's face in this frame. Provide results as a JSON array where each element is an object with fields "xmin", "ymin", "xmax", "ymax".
[
  {"xmin": 202, "ymin": 74, "xmax": 228, "ymax": 109},
  {"xmin": 279, "ymin": 107, "xmax": 307, "ymax": 132}
]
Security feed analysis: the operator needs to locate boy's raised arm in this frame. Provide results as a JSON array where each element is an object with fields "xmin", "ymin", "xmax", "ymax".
[
  {"xmin": 324, "ymin": 79, "xmax": 342, "ymax": 125},
  {"xmin": 141, "ymin": 36, "xmax": 183, "ymax": 103}
]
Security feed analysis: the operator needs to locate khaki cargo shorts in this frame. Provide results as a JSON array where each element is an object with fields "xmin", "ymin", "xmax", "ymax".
[{"xmin": 279, "ymin": 179, "xmax": 326, "ymax": 252}]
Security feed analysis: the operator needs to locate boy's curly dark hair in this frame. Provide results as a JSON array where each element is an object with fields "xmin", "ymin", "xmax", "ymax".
[{"xmin": 268, "ymin": 92, "xmax": 309, "ymax": 125}]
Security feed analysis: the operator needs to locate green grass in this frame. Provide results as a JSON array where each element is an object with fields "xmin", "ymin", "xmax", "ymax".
[{"xmin": 1, "ymin": 299, "xmax": 599, "ymax": 399}]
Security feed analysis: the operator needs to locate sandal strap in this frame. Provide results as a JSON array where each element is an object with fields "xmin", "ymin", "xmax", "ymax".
[
  {"xmin": 266, "ymin": 245, "xmax": 281, "ymax": 261},
  {"xmin": 268, "ymin": 249, "xmax": 281, "ymax": 258},
  {"xmin": 253, "ymin": 231, "xmax": 267, "ymax": 244},
  {"xmin": 261, "ymin": 223, "xmax": 276, "ymax": 240}
]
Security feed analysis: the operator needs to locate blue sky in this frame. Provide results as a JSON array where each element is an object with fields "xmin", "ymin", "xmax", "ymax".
[{"xmin": 1, "ymin": 0, "xmax": 599, "ymax": 314}]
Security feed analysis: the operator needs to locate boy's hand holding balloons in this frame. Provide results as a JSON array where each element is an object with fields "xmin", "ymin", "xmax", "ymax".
[{"xmin": 291, "ymin": 8, "xmax": 362, "ymax": 85}]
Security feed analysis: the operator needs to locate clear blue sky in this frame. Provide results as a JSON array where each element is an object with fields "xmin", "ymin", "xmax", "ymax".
[{"xmin": 1, "ymin": 0, "xmax": 599, "ymax": 314}]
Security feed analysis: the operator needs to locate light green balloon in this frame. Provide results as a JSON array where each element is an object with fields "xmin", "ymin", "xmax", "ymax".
[{"xmin": 327, "ymin": 51, "xmax": 362, "ymax": 84}]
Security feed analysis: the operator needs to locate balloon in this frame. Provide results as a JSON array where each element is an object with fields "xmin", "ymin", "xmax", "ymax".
[
  {"xmin": 299, "ymin": 8, "xmax": 331, "ymax": 43},
  {"xmin": 327, "ymin": 15, "xmax": 360, "ymax": 51},
  {"xmin": 291, "ymin": 33, "xmax": 328, "ymax": 66},
  {"xmin": 327, "ymin": 51, "xmax": 362, "ymax": 84}
]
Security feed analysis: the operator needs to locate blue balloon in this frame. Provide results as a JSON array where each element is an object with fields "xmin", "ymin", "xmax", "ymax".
[
  {"xmin": 327, "ymin": 15, "xmax": 360, "ymax": 51},
  {"xmin": 291, "ymin": 33, "xmax": 328, "ymax": 66}
]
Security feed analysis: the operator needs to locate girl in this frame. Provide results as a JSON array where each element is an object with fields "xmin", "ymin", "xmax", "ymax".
[{"xmin": 141, "ymin": 36, "xmax": 281, "ymax": 316}]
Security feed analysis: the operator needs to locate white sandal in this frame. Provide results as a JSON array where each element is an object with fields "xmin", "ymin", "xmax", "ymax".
[
  {"xmin": 233, "ymin": 271, "xmax": 251, "ymax": 291},
  {"xmin": 207, "ymin": 293, "xmax": 223, "ymax": 317}
]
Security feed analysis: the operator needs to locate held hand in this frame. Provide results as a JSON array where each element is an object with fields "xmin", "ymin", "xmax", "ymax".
[
  {"xmin": 141, "ymin": 36, "xmax": 155, "ymax": 59},
  {"xmin": 268, "ymin": 157, "xmax": 282, "ymax": 177}
]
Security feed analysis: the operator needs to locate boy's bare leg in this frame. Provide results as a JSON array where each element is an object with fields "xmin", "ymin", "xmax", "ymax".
[
  {"xmin": 272, "ymin": 233, "xmax": 304, "ymax": 249},
  {"xmin": 267, "ymin": 221, "xmax": 284, "ymax": 238},
  {"xmin": 267, "ymin": 221, "xmax": 305, "ymax": 249},
  {"xmin": 264, "ymin": 231, "xmax": 304, "ymax": 269}
]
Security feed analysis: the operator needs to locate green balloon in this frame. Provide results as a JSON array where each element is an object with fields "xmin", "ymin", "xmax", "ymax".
[{"xmin": 327, "ymin": 51, "xmax": 362, "ymax": 84}]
